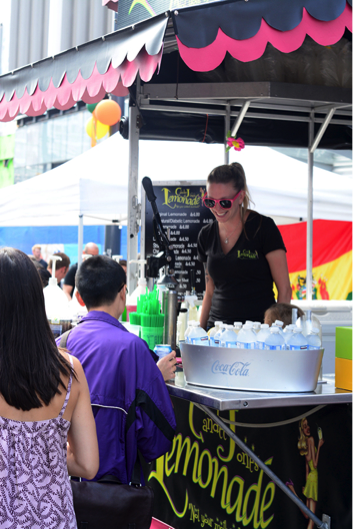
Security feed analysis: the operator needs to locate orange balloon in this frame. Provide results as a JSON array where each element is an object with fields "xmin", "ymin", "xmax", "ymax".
[{"xmin": 95, "ymin": 100, "xmax": 122, "ymax": 126}]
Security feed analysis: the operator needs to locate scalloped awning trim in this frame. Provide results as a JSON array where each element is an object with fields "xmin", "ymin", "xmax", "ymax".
[
  {"xmin": 102, "ymin": 0, "xmax": 118, "ymax": 12},
  {"xmin": 176, "ymin": 3, "xmax": 352, "ymax": 71},
  {"xmin": 0, "ymin": 14, "xmax": 167, "ymax": 122}
]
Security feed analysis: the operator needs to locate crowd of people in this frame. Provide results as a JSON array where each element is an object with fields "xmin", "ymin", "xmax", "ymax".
[{"xmin": 0, "ymin": 244, "xmax": 177, "ymax": 529}]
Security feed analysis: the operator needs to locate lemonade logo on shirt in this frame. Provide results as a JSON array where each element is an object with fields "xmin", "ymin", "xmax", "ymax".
[{"xmin": 237, "ymin": 250, "xmax": 259, "ymax": 260}]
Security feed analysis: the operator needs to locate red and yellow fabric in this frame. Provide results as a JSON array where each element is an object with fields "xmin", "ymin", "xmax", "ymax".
[{"xmin": 278, "ymin": 220, "xmax": 352, "ymax": 301}]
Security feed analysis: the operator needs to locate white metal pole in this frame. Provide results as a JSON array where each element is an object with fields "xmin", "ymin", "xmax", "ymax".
[
  {"xmin": 127, "ymin": 85, "xmax": 140, "ymax": 294},
  {"xmin": 224, "ymin": 103, "xmax": 230, "ymax": 165},
  {"xmin": 78, "ymin": 214, "xmax": 83, "ymax": 267},
  {"xmin": 306, "ymin": 111, "xmax": 314, "ymax": 301}
]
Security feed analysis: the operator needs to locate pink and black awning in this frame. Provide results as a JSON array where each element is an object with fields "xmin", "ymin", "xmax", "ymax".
[
  {"xmin": 174, "ymin": 0, "xmax": 352, "ymax": 69},
  {"xmin": 0, "ymin": 14, "xmax": 168, "ymax": 122},
  {"xmin": 0, "ymin": 0, "xmax": 351, "ymax": 122}
]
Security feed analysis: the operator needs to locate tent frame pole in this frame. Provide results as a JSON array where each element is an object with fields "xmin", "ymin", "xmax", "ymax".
[
  {"xmin": 306, "ymin": 111, "xmax": 315, "ymax": 301},
  {"xmin": 78, "ymin": 214, "xmax": 83, "ymax": 267},
  {"xmin": 230, "ymin": 100, "xmax": 251, "ymax": 137},
  {"xmin": 127, "ymin": 78, "xmax": 141, "ymax": 295},
  {"xmin": 224, "ymin": 102, "xmax": 230, "ymax": 165}
]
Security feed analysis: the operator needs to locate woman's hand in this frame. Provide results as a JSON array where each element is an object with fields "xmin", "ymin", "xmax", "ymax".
[{"xmin": 157, "ymin": 351, "xmax": 177, "ymax": 381}]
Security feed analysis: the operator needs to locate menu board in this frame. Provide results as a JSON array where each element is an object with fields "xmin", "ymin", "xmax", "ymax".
[{"xmin": 143, "ymin": 181, "xmax": 214, "ymax": 298}]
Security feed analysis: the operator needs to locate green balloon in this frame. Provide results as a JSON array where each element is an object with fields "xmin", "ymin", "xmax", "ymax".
[{"xmin": 86, "ymin": 103, "xmax": 98, "ymax": 113}]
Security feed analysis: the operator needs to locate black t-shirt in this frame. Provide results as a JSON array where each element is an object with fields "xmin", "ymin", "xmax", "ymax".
[
  {"xmin": 63, "ymin": 263, "xmax": 78, "ymax": 294},
  {"xmin": 197, "ymin": 211, "xmax": 286, "ymax": 326},
  {"xmin": 38, "ymin": 258, "xmax": 48, "ymax": 269}
]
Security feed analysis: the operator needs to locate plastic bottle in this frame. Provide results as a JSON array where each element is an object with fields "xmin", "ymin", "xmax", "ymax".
[
  {"xmin": 177, "ymin": 308, "xmax": 188, "ymax": 344},
  {"xmin": 307, "ymin": 327, "xmax": 322, "ymax": 350},
  {"xmin": 236, "ymin": 323, "xmax": 257, "ymax": 349},
  {"xmin": 185, "ymin": 294, "xmax": 199, "ymax": 322},
  {"xmin": 264, "ymin": 326, "xmax": 285, "ymax": 350},
  {"xmin": 188, "ymin": 322, "xmax": 209, "ymax": 345},
  {"xmin": 255, "ymin": 324, "xmax": 270, "ymax": 350},
  {"xmin": 252, "ymin": 322, "xmax": 261, "ymax": 334},
  {"xmin": 184, "ymin": 320, "xmax": 195, "ymax": 343},
  {"xmin": 209, "ymin": 321, "xmax": 222, "ymax": 346},
  {"xmin": 233, "ymin": 322, "xmax": 242, "ymax": 334},
  {"xmin": 283, "ymin": 324, "xmax": 296, "ymax": 350},
  {"xmin": 213, "ymin": 322, "xmax": 226, "ymax": 347},
  {"xmin": 126, "ymin": 259, "xmax": 147, "ymax": 321},
  {"xmin": 220, "ymin": 324, "xmax": 238, "ymax": 348},
  {"xmin": 274, "ymin": 320, "xmax": 285, "ymax": 337},
  {"xmin": 287, "ymin": 327, "xmax": 308, "ymax": 350}
]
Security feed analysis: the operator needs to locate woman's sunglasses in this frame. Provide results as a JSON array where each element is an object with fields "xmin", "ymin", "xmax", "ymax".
[{"xmin": 202, "ymin": 189, "xmax": 242, "ymax": 210}]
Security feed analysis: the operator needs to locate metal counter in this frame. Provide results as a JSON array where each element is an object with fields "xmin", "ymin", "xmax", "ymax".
[{"xmin": 167, "ymin": 374, "xmax": 352, "ymax": 411}]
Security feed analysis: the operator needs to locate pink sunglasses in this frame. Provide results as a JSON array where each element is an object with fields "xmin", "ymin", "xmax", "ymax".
[{"xmin": 202, "ymin": 189, "xmax": 242, "ymax": 210}]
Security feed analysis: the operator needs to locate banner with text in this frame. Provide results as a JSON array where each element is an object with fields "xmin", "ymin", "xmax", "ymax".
[{"xmin": 146, "ymin": 398, "xmax": 352, "ymax": 529}]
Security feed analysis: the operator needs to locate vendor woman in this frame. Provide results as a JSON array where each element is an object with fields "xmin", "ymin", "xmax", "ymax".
[{"xmin": 198, "ymin": 162, "xmax": 291, "ymax": 329}]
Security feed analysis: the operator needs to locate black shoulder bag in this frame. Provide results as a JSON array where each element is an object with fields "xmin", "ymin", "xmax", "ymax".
[{"xmin": 60, "ymin": 330, "xmax": 155, "ymax": 529}]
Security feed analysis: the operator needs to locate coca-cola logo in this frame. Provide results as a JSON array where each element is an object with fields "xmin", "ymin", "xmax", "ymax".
[{"xmin": 211, "ymin": 361, "xmax": 250, "ymax": 376}]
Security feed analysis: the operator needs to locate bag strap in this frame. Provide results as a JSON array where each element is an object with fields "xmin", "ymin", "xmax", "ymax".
[
  {"xmin": 59, "ymin": 329, "xmax": 72, "ymax": 348},
  {"xmin": 130, "ymin": 452, "xmax": 142, "ymax": 487}
]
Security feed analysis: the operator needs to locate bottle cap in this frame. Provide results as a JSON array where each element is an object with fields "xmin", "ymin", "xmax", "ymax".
[
  {"xmin": 261, "ymin": 323, "xmax": 269, "ymax": 329},
  {"xmin": 270, "ymin": 326, "xmax": 280, "ymax": 333},
  {"xmin": 233, "ymin": 321, "xmax": 242, "ymax": 327},
  {"xmin": 311, "ymin": 327, "xmax": 320, "ymax": 334},
  {"xmin": 275, "ymin": 320, "xmax": 284, "ymax": 327},
  {"xmin": 215, "ymin": 321, "xmax": 223, "ymax": 326}
]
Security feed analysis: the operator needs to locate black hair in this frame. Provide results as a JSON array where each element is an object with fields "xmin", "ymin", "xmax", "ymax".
[
  {"xmin": 0, "ymin": 248, "xmax": 75, "ymax": 411},
  {"xmin": 30, "ymin": 256, "xmax": 51, "ymax": 287},
  {"xmin": 75, "ymin": 255, "xmax": 126, "ymax": 310}
]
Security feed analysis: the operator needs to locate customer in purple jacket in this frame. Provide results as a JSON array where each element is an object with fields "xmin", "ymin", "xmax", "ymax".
[{"xmin": 56, "ymin": 255, "xmax": 176, "ymax": 485}]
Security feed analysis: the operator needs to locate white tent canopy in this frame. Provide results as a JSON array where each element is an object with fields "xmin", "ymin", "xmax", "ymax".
[
  {"xmin": 0, "ymin": 133, "xmax": 129, "ymax": 227},
  {"xmin": 0, "ymin": 133, "xmax": 351, "ymax": 228}
]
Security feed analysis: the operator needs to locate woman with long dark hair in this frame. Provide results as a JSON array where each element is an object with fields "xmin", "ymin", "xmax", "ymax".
[
  {"xmin": 198, "ymin": 162, "xmax": 292, "ymax": 328},
  {"xmin": 0, "ymin": 248, "xmax": 99, "ymax": 529}
]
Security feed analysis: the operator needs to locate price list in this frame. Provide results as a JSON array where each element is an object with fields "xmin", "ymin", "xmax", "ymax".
[{"xmin": 143, "ymin": 183, "xmax": 214, "ymax": 297}]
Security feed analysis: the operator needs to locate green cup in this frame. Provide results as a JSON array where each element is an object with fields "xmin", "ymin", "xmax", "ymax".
[{"xmin": 141, "ymin": 326, "xmax": 164, "ymax": 350}]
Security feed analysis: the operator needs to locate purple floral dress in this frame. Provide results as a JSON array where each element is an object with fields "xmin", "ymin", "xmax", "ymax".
[{"xmin": 0, "ymin": 365, "xmax": 76, "ymax": 529}]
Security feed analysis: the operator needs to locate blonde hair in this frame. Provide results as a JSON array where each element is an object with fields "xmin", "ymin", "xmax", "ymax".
[
  {"xmin": 207, "ymin": 162, "xmax": 253, "ymax": 230},
  {"xmin": 297, "ymin": 418, "xmax": 308, "ymax": 456}
]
